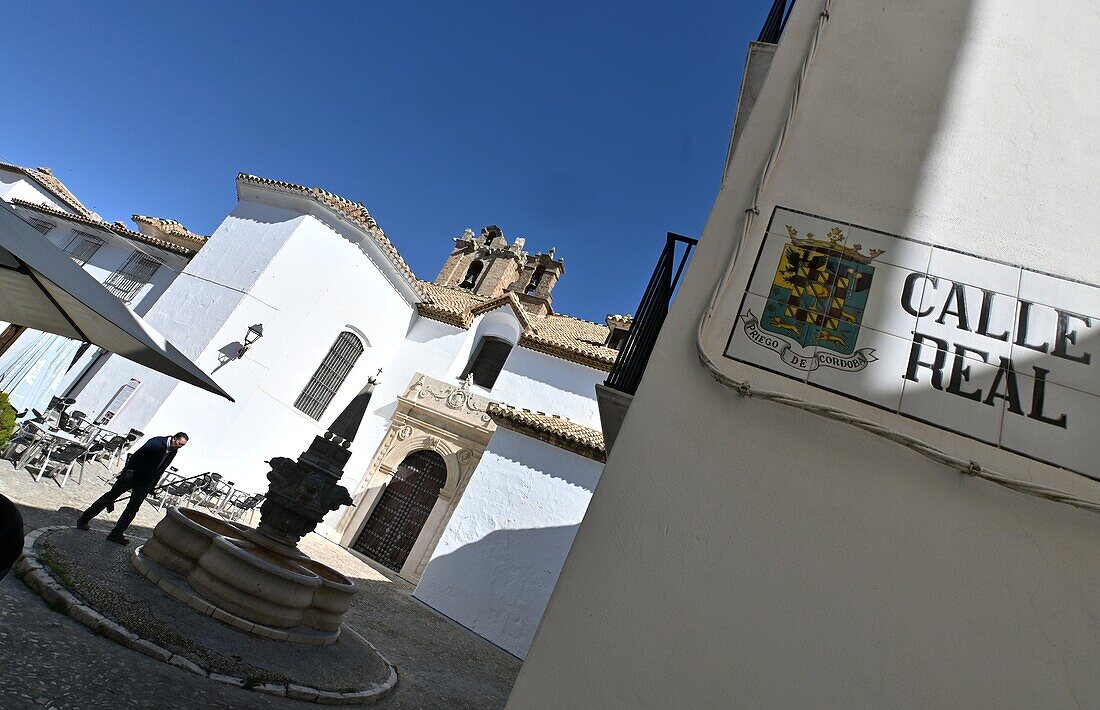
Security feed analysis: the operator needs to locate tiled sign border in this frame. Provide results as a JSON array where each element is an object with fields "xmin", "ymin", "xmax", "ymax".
[{"xmin": 723, "ymin": 205, "xmax": 1100, "ymax": 482}]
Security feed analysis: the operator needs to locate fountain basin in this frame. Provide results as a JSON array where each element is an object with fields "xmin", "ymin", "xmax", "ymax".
[
  {"xmin": 142, "ymin": 507, "xmax": 246, "ymax": 575},
  {"xmin": 132, "ymin": 507, "xmax": 359, "ymax": 643},
  {"xmin": 189, "ymin": 536, "xmax": 321, "ymax": 628},
  {"xmin": 299, "ymin": 559, "xmax": 358, "ymax": 632}
]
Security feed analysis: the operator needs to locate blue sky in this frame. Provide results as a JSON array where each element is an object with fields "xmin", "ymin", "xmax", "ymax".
[{"xmin": 2, "ymin": 1, "xmax": 769, "ymax": 322}]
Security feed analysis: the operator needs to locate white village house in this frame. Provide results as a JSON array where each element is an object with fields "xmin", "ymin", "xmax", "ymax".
[
  {"xmin": 0, "ymin": 165, "xmax": 630, "ymax": 658},
  {"xmin": 508, "ymin": 0, "xmax": 1100, "ymax": 706}
]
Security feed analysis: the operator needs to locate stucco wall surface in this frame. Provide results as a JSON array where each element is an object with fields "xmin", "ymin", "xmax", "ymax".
[
  {"xmin": 0, "ymin": 171, "xmax": 70, "ymax": 213},
  {"xmin": 68, "ymin": 189, "xmax": 606, "ymax": 502},
  {"xmin": 413, "ymin": 427, "xmax": 602, "ymax": 659},
  {"xmin": 510, "ymin": 0, "xmax": 1100, "ymax": 707},
  {"xmin": 71, "ymin": 199, "xmax": 417, "ymax": 491}
]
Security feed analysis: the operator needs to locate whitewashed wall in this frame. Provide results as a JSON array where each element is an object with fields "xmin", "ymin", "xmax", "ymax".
[
  {"xmin": 315, "ymin": 312, "xmax": 608, "ymax": 540},
  {"xmin": 413, "ymin": 427, "xmax": 602, "ymax": 658},
  {"xmin": 0, "ymin": 170, "xmax": 72, "ymax": 213},
  {"xmin": 510, "ymin": 1, "xmax": 1100, "ymax": 707},
  {"xmin": 72, "ymin": 198, "xmax": 416, "ymax": 492}
]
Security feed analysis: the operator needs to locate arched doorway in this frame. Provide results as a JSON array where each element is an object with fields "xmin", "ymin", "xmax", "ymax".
[{"xmin": 353, "ymin": 450, "xmax": 448, "ymax": 573}]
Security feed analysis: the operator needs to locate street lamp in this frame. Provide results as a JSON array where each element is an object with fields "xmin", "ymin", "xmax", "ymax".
[{"xmin": 237, "ymin": 323, "xmax": 264, "ymax": 358}]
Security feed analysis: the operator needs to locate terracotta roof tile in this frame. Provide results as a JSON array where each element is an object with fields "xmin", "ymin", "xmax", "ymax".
[
  {"xmin": 236, "ymin": 173, "xmax": 422, "ymax": 296},
  {"xmin": 488, "ymin": 403, "xmax": 605, "ymax": 462},
  {"xmin": 417, "ymin": 281, "xmax": 619, "ymax": 370},
  {"xmin": 0, "ymin": 163, "xmax": 92, "ymax": 217},
  {"xmin": 10, "ymin": 199, "xmax": 195, "ymax": 256},
  {"xmin": 522, "ymin": 314, "xmax": 619, "ymax": 370}
]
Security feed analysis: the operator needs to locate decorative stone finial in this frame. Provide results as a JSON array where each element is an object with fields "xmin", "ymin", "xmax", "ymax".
[{"xmin": 327, "ymin": 373, "xmax": 380, "ymax": 444}]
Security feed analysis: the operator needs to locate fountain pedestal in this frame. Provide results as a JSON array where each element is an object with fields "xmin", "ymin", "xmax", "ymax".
[{"xmin": 132, "ymin": 380, "xmax": 377, "ymax": 644}]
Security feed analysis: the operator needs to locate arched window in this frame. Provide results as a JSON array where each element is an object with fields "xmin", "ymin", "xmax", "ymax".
[
  {"xmin": 459, "ymin": 260, "xmax": 484, "ymax": 290},
  {"xmin": 294, "ymin": 331, "xmax": 365, "ymax": 419},
  {"xmin": 461, "ymin": 336, "xmax": 512, "ymax": 389}
]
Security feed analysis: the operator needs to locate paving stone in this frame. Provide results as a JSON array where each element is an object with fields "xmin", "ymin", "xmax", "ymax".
[
  {"xmin": 209, "ymin": 672, "xmax": 246, "ymax": 688},
  {"xmin": 286, "ymin": 684, "xmax": 320, "ymax": 702},
  {"xmin": 131, "ymin": 638, "xmax": 173, "ymax": 662},
  {"xmin": 167, "ymin": 654, "xmax": 207, "ymax": 677},
  {"xmin": 313, "ymin": 688, "xmax": 346, "ymax": 703},
  {"xmin": 257, "ymin": 682, "xmax": 287, "ymax": 697}
]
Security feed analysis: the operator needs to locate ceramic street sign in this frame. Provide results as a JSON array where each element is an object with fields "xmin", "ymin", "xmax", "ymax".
[{"xmin": 725, "ymin": 206, "xmax": 1100, "ymax": 479}]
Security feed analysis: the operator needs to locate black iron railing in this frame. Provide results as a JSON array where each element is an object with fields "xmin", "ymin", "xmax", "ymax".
[
  {"xmin": 605, "ymin": 233, "xmax": 697, "ymax": 396},
  {"xmin": 757, "ymin": 0, "xmax": 796, "ymax": 44}
]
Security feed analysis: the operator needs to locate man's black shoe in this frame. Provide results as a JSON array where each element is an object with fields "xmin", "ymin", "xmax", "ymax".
[
  {"xmin": 105, "ymin": 533, "xmax": 130, "ymax": 546},
  {"xmin": 75, "ymin": 518, "xmax": 90, "ymax": 531}
]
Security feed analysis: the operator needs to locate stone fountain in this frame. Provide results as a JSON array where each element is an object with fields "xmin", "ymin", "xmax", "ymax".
[{"xmin": 131, "ymin": 380, "xmax": 377, "ymax": 645}]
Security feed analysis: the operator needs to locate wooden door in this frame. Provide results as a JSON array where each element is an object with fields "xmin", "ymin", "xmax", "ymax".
[{"xmin": 353, "ymin": 450, "xmax": 448, "ymax": 572}]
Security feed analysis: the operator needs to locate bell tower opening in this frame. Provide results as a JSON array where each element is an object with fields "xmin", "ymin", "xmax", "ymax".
[
  {"xmin": 459, "ymin": 260, "xmax": 484, "ymax": 290},
  {"xmin": 525, "ymin": 266, "xmax": 546, "ymax": 295}
]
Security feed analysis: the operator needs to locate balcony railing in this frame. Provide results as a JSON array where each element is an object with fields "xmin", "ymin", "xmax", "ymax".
[{"xmin": 605, "ymin": 233, "xmax": 697, "ymax": 396}]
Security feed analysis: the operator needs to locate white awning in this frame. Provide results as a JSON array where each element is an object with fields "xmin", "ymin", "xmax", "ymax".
[{"xmin": 0, "ymin": 201, "xmax": 232, "ymax": 401}]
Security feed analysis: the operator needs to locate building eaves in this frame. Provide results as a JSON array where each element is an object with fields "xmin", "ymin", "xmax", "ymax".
[
  {"xmin": 0, "ymin": 163, "xmax": 93, "ymax": 217},
  {"xmin": 488, "ymin": 403, "xmax": 606, "ymax": 462},
  {"xmin": 522, "ymin": 313, "xmax": 619, "ymax": 370},
  {"xmin": 469, "ymin": 292, "xmax": 534, "ymax": 331},
  {"xmin": 236, "ymin": 173, "xmax": 424, "ymax": 298},
  {"xmin": 10, "ymin": 198, "xmax": 195, "ymax": 256},
  {"xmin": 416, "ymin": 281, "xmax": 619, "ymax": 371}
]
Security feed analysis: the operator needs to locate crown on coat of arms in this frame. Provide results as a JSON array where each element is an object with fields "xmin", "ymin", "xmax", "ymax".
[{"xmin": 785, "ymin": 224, "xmax": 885, "ymax": 264}]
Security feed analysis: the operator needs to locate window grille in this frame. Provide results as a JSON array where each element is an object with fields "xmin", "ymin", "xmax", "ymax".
[
  {"xmin": 461, "ymin": 337, "xmax": 512, "ymax": 389},
  {"xmin": 294, "ymin": 331, "xmax": 365, "ymax": 419},
  {"xmin": 27, "ymin": 217, "xmax": 54, "ymax": 234},
  {"xmin": 103, "ymin": 251, "xmax": 162, "ymax": 303},
  {"xmin": 62, "ymin": 231, "xmax": 104, "ymax": 266}
]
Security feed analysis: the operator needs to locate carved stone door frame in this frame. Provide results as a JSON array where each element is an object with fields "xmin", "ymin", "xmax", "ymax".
[{"xmin": 336, "ymin": 373, "xmax": 494, "ymax": 581}]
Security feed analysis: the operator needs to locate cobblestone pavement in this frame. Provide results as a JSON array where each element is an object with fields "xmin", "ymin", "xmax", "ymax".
[{"xmin": 0, "ymin": 458, "xmax": 520, "ymax": 709}]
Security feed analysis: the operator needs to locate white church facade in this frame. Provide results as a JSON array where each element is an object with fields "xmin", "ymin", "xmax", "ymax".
[{"xmin": 0, "ymin": 166, "xmax": 627, "ymax": 658}]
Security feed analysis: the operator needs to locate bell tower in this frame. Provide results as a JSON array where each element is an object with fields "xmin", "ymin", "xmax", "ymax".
[
  {"xmin": 505, "ymin": 248, "xmax": 565, "ymax": 317},
  {"xmin": 434, "ymin": 225, "xmax": 566, "ymax": 316},
  {"xmin": 434, "ymin": 226, "xmax": 525, "ymax": 299}
]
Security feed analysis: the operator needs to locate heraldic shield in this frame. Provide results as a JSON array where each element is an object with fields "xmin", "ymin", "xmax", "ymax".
[{"xmin": 761, "ymin": 226, "xmax": 881, "ymax": 356}]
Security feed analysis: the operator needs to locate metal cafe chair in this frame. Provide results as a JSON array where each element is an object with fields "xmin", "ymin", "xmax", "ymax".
[
  {"xmin": 147, "ymin": 467, "xmax": 181, "ymax": 509},
  {"xmin": 106, "ymin": 429, "xmax": 143, "ymax": 471},
  {"xmin": 161, "ymin": 474, "xmax": 204, "ymax": 509},
  {"xmin": 2, "ymin": 418, "xmax": 42, "ymax": 462},
  {"xmin": 196, "ymin": 473, "xmax": 228, "ymax": 510},
  {"xmin": 90, "ymin": 434, "xmax": 128, "ymax": 467},
  {"xmin": 31, "ymin": 441, "xmax": 92, "ymax": 488},
  {"xmin": 225, "ymin": 492, "xmax": 265, "ymax": 523}
]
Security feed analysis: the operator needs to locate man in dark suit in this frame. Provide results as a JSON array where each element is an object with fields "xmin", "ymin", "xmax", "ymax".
[{"xmin": 76, "ymin": 432, "xmax": 189, "ymax": 545}]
